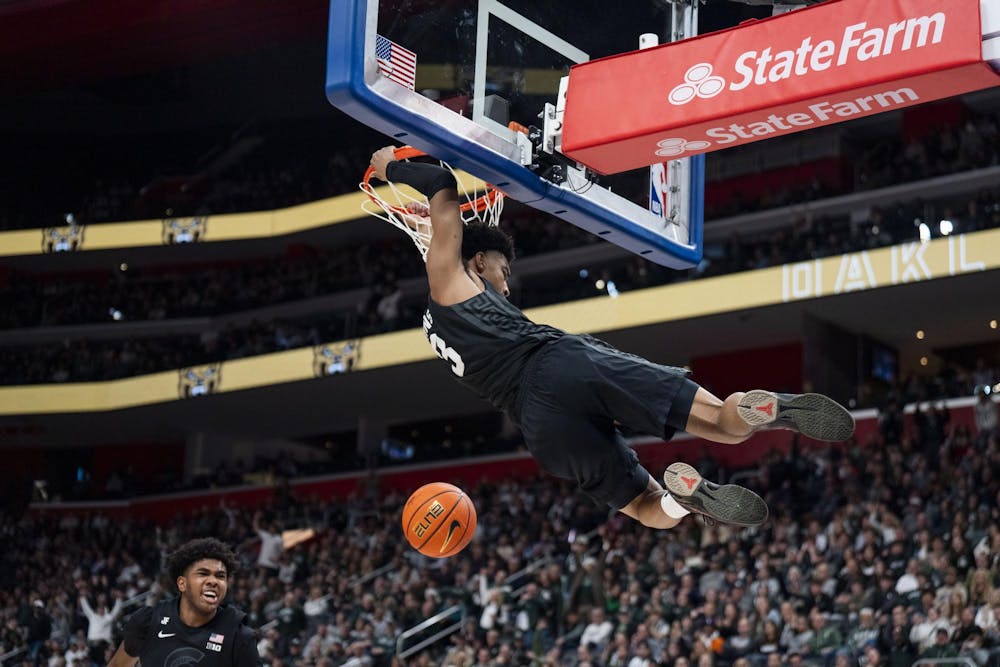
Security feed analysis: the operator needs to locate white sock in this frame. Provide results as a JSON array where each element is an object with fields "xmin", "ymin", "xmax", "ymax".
[{"xmin": 661, "ymin": 493, "xmax": 691, "ymax": 519}]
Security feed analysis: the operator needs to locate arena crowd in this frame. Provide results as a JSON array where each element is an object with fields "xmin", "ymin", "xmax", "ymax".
[{"xmin": 1, "ymin": 389, "xmax": 998, "ymax": 667}]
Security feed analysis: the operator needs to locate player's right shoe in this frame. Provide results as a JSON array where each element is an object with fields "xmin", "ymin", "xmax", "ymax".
[
  {"xmin": 737, "ymin": 390, "xmax": 855, "ymax": 442},
  {"xmin": 663, "ymin": 462, "xmax": 768, "ymax": 527}
]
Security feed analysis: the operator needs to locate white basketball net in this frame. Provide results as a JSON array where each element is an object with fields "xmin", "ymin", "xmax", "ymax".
[{"xmin": 360, "ymin": 157, "xmax": 504, "ymax": 262}]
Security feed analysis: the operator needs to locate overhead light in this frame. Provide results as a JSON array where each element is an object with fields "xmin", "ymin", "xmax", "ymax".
[
  {"xmin": 920, "ymin": 356, "xmax": 928, "ymax": 366},
  {"xmin": 119, "ymin": 262, "xmax": 128, "ymax": 272},
  {"xmin": 990, "ymin": 319, "xmax": 997, "ymax": 330},
  {"xmin": 939, "ymin": 220, "xmax": 954, "ymax": 236},
  {"xmin": 916, "ymin": 330, "xmax": 925, "ymax": 340},
  {"xmin": 595, "ymin": 279, "xmax": 606, "ymax": 290}
]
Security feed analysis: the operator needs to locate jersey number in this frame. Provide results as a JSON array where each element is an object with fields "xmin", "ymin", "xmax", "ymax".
[{"xmin": 428, "ymin": 333, "xmax": 465, "ymax": 377}]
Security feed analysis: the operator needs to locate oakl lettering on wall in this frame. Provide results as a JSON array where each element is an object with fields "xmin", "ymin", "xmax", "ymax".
[
  {"xmin": 563, "ymin": 0, "xmax": 1000, "ymax": 174},
  {"xmin": 781, "ymin": 234, "xmax": 986, "ymax": 302}
]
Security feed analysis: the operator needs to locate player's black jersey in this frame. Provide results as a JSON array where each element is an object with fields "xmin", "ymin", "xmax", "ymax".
[
  {"xmin": 123, "ymin": 598, "xmax": 258, "ymax": 667},
  {"xmin": 424, "ymin": 277, "xmax": 563, "ymax": 416}
]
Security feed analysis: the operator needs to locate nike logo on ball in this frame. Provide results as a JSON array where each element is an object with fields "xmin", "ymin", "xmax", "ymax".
[
  {"xmin": 440, "ymin": 519, "xmax": 462, "ymax": 552},
  {"xmin": 158, "ymin": 631, "xmax": 176, "ymax": 638}
]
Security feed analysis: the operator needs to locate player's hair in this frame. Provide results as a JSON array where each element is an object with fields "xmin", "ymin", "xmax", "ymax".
[
  {"xmin": 461, "ymin": 221, "xmax": 515, "ymax": 264},
  {"xmin": 165, "ymin": 537, "xmax": 239, "ymax": 583}
]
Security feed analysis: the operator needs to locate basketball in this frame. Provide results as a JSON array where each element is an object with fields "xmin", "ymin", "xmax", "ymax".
[{"xmin": 401, "ymin": 482, "xmax": 476, "ymax": 558}]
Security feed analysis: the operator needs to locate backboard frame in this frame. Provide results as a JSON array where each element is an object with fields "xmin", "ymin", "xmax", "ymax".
[{"xmin": 326, "ymin": 0, "xmax": 704, "ymax": 269}]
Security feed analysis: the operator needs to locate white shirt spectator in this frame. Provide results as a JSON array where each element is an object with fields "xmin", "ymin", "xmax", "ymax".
[
  {"xmin": 896, "ymin": 571, "xmax": 920, "ymax": 595},
  {"xmin": 64, "ymin": 643, "xmax": 89, "ymax": 667},
  {"xmin": 79, "ymin": 597, "xmax": 122, "ymax": 644},
  {"xmin": 479, "ymin": 590, "xmax": 508, "ymax": 630},
  {"xmin": 974, "ymin": 393, "xmax": 998, "ymax": 436},
  {"xmin": 580, "ymin": 610, "xmax": 614, "ymax": 650},
  {"xmin": 974, "ymin": 605, "xmax": 997, "ymax": 635},
  {"xmin": 257, "ymin": 529, "xmax": 284, "ymax": 569},
  {"xmin": 910, "ymin": 612, "xmax": 954, "ymax": 652},
  {"xmin": 304, "ymin": 595, "xmax": 329, "ymax": 619}
]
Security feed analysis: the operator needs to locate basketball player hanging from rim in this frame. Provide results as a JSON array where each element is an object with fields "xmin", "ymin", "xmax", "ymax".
[
  {"xmin": 106, "ymin": 538, "xmax": 258, "ymax": 667},
  {"xmin": 368, "ymin": 145, "xmax": 855, "ymax": 528}
]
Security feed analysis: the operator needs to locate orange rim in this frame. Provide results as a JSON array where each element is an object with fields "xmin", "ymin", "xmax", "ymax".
[{"xmin": 362, "ymin": 145, "xmax": 499, "ymax": 214}]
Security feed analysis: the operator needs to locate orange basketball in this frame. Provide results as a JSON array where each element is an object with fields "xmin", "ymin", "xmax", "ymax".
[{"xmin": 401, "ymin": 482, "xmax": 477, "ymax": 558}]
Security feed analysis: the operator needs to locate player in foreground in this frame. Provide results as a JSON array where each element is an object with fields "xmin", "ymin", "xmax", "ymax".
[
  {"xmin": 106, "ymin": 538, "xmax": 258, "ymax": 667},
  {"xmin": 370, "ymin": 146, "xmax": 854, "ymax": 529}
]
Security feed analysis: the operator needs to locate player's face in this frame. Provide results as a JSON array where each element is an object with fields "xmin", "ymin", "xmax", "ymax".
[
  {"xmin": 177, "ymin": 558, "xmax": 228, "ymax": 617},
  {"xmin": 476, "ymin": 251, "xmax": 511, "ymax": 298}
]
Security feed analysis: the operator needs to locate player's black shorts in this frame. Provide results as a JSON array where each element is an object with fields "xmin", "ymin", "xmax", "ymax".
[{"xmin": 514, "ymin": 334, "xmax": 699, "ymax": 509}]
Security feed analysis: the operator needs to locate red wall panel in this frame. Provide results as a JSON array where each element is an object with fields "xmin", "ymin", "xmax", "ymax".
[{"xmin": 691, "ymin": 342, "xmax": 803, "ymax": 399}]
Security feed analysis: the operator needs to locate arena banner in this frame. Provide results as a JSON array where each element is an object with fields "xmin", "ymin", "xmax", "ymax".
[
  {"xmin": 1, "ymin": 228, "xmax": 998, "ymax": 415},
  {"xmin": 563, "ymin": 0, "xmax": 1000, "ymax": 174},
  {"xmin": 0, "ymin": 174, "xmax": 483, "ymax": 258}
]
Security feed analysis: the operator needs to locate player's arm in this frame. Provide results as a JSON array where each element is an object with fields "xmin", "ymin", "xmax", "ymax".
[
  {"xmin": 369, "ymin": 147, "xmax": 479, "ymax": 305},
  {"xmin": 233, "ymin": 626, "xmax": 261, "ymax": 667},
  {"xmin": 107, "ymin": 605, "xmax": 152, "ymax": 667},
  {"xmin": 106, "ymin": 643, "xmax": 139, "ymax": 667}
]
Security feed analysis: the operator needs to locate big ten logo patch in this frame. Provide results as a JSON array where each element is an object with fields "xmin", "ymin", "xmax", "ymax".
[
  {"xmin": 412, "ymin": 500, "xmax": 445, "ymax": 538},
  {"xmin": 41, "ymin": 224, "xmax": 86, "ymax": 253},
  {"xmin": 162, "ymin": 217, "xmax": 207, "ymax": 244},
  {"xmin": 178, "ymin": 364, "xmax": 223, "ymax": 398},
  {"xmin": 312, "ymin": 341, "xmax": 361, "ymax": 378}
]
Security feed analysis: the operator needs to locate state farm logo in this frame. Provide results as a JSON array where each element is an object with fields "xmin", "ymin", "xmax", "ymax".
[
  {"xmin": 652, "ymin": 85, "xmax": 920, "ymax": 160},
  {"xmin": 668, "ymin": 64, "xmax": 726, "ymax": 105},
  {"xmin": 667, "ymin": 13, "xmax": 945, "ymax": 106},
  {"xmin": 655, "ymin": 137, "xmax": 711, "ymax": 157}
]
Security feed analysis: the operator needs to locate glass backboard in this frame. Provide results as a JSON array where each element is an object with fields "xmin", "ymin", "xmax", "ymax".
[{"xmin": 326, "ymin": 0, "xmax": 704, "ymax": 269}]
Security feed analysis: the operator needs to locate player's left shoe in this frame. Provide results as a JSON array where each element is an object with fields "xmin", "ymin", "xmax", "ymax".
[
  {"xmin": 663, "ymin": 462, "xmax": 768, "ymax": 527},
  {"xmin": 737, "ymin": 390, "xmax": 855, "ymax": 442}
]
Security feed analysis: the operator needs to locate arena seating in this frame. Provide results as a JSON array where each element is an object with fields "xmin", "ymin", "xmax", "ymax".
[{"xmin": 1, "ymin": 392, "xmax": 997, "ymax": 667}]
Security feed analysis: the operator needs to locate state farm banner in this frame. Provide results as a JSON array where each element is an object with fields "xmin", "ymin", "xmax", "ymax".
[{"xmin": 562, "ymin": 0, "xmax": 1000, "ymax": 175}]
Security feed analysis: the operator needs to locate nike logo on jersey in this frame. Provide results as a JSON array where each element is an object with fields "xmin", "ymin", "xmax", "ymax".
[{"xmin": 158, "ymin": 631, "xmax": 176, "ymax": 638}]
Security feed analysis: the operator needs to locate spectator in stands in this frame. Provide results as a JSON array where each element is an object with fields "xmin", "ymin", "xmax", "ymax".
[
  {"xmin": 884, "ymin": 622, "xmax": 917, "ymax": 667},
  {"xmin": 62, "ymin": 636, "xmax": 89, "ymax": 667},
  {"xmin": 77, "ymin": 591, "xmax": 122, "ymax": 664},
  {"xmin": 974, "ymin": 385, "xmax": 998, "ymax": 444},
  {"xmin": 921, "ymin": 626, "xmax": 958, "ymax": 661},
  {"xmin": 253, "ymin": 511, "xmax": 285, "ymax": 575},
  {"xmin": 720, "ymin": 616, "xmax": 757, "ymax": 664},
  {"xmin": 579, "ymin": 607, "xmax": 613, "ymax": 655},
  {"xmin": 25, "ymin": 600, "xmax": 52, "ymax": 665},
  {"xmin": 806, "ymin": 608, "xmax": 842, "ymax": 664},
  {"xmin": 910, "ymin": 606, "xmax": 952, "ymax": 654}
]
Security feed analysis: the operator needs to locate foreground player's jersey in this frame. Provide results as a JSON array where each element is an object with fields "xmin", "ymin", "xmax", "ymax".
[
  {"xmin": 123, "ymin": 598, "xmax": 257, "ymax": 667},
  {"xmin": 424, "ymin": 277, "xmax": 563, "ymax": 415}
]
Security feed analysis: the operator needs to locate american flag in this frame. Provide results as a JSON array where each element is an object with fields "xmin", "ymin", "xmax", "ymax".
[
  {"xmin": 209, "ymin": 633, "xmax": 225, "ymax": 644},
  {"xmin": 375, "ymin": 34, "xmax": 417, "ymax": 90}
]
